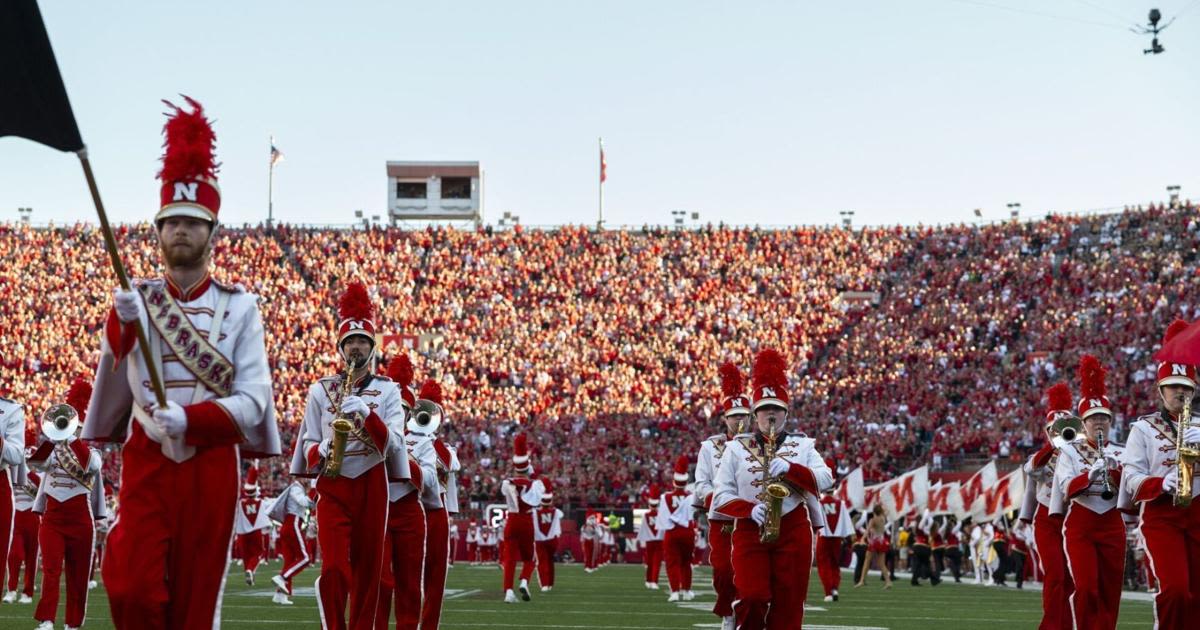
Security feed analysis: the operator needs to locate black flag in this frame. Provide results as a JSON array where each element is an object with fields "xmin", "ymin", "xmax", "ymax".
[{"xmin": 0, "ymin": 0, "xmax": 84, "ymax": 152}]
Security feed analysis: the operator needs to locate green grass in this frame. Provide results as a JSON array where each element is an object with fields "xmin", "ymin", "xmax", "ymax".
[{"xmin": 0, "ymin": 560, "xmax": 1157, "ymax": 628}]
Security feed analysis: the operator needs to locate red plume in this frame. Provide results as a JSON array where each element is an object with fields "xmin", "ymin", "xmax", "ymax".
[
  {"xmin": 514, "ymin": 433, "xmax": 528, "ymax": 457},
  {"xmin": 65, "ymin": 376, "xmax": 92, "ymax": 422},
  {"xmin": 1078, "ymin": 355, "xmax": 1107, "ymax": 399},
  {"xmin": 1165, "ymin": 319, "xmax": 1189, "ymax": 344},
  {"xmin": 751, "ymin": 349, "xmax": 788, "ymax": 389},
  {"xmin": 158, "ymin": 96, "xmax": 218, "ymax": 182},
  {"xmin": 418, "ymin": 379, "xmax": 443, "ymax": 406},
  {"xmin": 1046, "ymin": 382, "xmax": 1072, "ymax": 414},
  {"xmin": 674, "ymin": 455, "xmax": 689, "ymax": 475},
  {"xmin": 387, "ymin": 354, "xmax": 414, "ymax": 388},
  {"xmin": 338, "ymin": 281, "xmax": 374, "ymax": 321},
  {"xmin": 719, "ymin": 361, "xmax": 744, "ymax": 398}
]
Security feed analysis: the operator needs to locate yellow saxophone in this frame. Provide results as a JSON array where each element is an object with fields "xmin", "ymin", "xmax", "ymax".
[
  {"xmin": 1175, "ymin": 396, "xmax": 1198, "ymax": 507},
  {"xmin": 322, "ymin": 360, "xmax": 358, "ymax": 478},
  {"xmin": 760, "ymin": 424, "xmax": 791, "ymax": 543}
]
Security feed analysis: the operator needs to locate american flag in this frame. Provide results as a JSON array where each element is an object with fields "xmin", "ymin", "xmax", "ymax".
[{"xmin": 270, "ymin": 140, "xmax": 284, "ymax": 167}]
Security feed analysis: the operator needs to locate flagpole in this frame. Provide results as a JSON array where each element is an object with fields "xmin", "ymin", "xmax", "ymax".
[
  {"xmin": 268, "ymin": 135, "xmax": 275, "ymax": 229},
  {"xmin": 76, "ymin": 149, "xmax": 168, "ymax": 407},
  {"xmin": 597, "ymin": 137, "xmax": 604, "ymax": 231}
]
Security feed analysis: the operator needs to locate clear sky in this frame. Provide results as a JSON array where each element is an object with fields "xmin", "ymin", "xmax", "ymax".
[{"xmin": 2, "ymin": 0, "xmax": 1197, "ymax": 228}]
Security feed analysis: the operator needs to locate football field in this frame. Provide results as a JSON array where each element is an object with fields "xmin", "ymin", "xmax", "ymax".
[{"xmin": 0, "ymin": 561, "xmax": 1157, "ymax": 628}]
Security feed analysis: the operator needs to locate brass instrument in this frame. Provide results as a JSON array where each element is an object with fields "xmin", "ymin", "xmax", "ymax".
[
  {"xmin": 1095, "ymin": 430, "xmax": 1114, "ymax": 501},
  {"xmin": 40, "ymin": 403, "xmax": 91, "ymax": 489},
  {"xmin": 1051, "ymin": 415, "xmax": 1085, "ymax": 445},
  {"xmin": 1175, "ymin": 396, "xmax": 1198, "ymax": 508},
  {"xmin": 322, "ymin": 360, "xmax": 358, "ymax": 478},
  {"xmin": 760, "ymin": 424, "xmax": 791, "ymax": 543}
]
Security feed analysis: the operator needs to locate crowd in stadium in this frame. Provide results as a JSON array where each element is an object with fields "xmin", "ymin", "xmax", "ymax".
[{"xmin": 1, "ymin": 201, "xmax": 1195, "ymax": 507}]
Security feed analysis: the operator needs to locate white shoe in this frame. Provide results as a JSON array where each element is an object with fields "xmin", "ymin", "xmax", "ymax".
[
  {"xmin": 667, "ymin": 591, "xmax": 680, "ymax": 602},
  {"xmin": 88, "ymin": 580, "xmax": 97, "ymax": 590},
  {"xmin": 540, "ymin": 586, "xmax": 550, "ymax": 592},
  {"xmin": 644, "ymin": 581, "xmax": 654, "ymax": 589},
  {"xmin": 19, "ymin": 594, "xmax": 33, "ymax": 604},
  {"xmin": 824, "ymin": 594, "xmax": 834, "ymax": 602},
  {"xmin": 504, "ymin": 589, "xmax": 518, "ymax": 603},
  {"xmin": 2, "ymin": 591, "xmax": 15, "ymax": 603},
  {"xmin": 518, "ymin": 580, "xmax": 531, "ymax": 601},
  {"xmin": 683, "ymin": 590, "xmax": 695, "ymax": 601},
  {"xmin": 722, "ymin": 617, "xmax": 736, "ymax": 630},
  {"xmin": 649, "ymin": 582, "xmax": 659, "ymax": 590},
  {"xmin": 272, "ymin": 591, "xmax": 294, "ymax": 605},
  {"xmin": 35, "ymin": 622, "xmax": 54, "ymax": 630},
  {"xmin": 832, "ymin": 588, "xmax": 839, "ymax": 601},
  {"xmin": 271, "ymin": 574, "xmax": 288, "ymax": 592}
]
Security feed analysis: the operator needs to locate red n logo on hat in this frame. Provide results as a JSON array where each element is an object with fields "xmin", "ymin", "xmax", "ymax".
[
  {"xmin": 762, "ymin": 387, "xmax": 776, "ymax": 398},
  {"xmin": 172, "ymin": 182, "xmax": 199, "ymax": 202},
  {"xmin": 346, "ymin": 320, "xmax": 366, "ymax": 330},
  {"xmin": 1090, "ymin": 399, "xmax": 1103, "ymax": 408}
]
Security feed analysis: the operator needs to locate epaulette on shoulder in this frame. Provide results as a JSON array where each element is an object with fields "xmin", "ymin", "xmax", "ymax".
[
  {"xmin": 706, "ymin": 433, "xmax": 726, "ymax": 444},
  {"xmin": 211, "ymin": 278, "xmax": 248, "ymax": 294}
]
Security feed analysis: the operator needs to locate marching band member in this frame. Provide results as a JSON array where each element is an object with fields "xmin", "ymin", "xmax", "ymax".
[
  {"xmin": 1019, "ymin": 382, "xmax": 1074, "ymax": 629},
  {"xmin": 658, "ymin": 455, "xmax": 696, "ymax": 603},
  {"xmin": 414, "ymin": 380, "xmax": 460, "ymax": 629},
  {"xmin": 534, "ymin": 480, "xmax": 563, "ymax": 591},
  {"xmin": 501, "ymin": 433, "xmax": 545, "ymax": 603},
  {"xmin": 448, "ymin": 519, "xmax": 460, "ymax": 567},
  {"xmin": 269, "ymin": 478, "xmax": 313, "ymax": 605},
  {"xmin": 1, "ymin": 392, "xmax": 28, "ymax": 604},
  {"xmin": 376, "ymin": 355, "xmax": 433, "ymax": 630},
  {"xmin": 479, "ymin": 524, "xmax": 498, "ymax": 564},
  {"xmin": 1053, "ymin": 356, "xmax": 1123, "ymax": 630},
  {"xmin": 713, "ymin": 348, "xmax": 833, "ymax": 629},
  {"xmin": 636, "ymin": 486, "xmax": 664, "ymax": 589},
  {"xmin": 84, "ymin": 98, "xmax": 280, "ymax": 629},
  {"xmin": 288, "ymin": 281, "xmax": 409, "ymax": 629},
  {"xmin": 5, "ymin": 453, "xmax": 39, "ymax": 605},
  {"xmin": 29, "ymin": 377, "xmax": 107, "ymax": 630},
  {"xmin": 1121, "ymin": 320, "xmax": 1200, "ymax": 628},
  {"xmin": 235, "ymin": 465, "xmax": 268, "ymax": 586},
  {"xmin": 816, "ymin": 488, "xmax": 853, "ymax": 601},
  {"xmin": 466, "ymin": 520, "xmax": 479, "ymax": 565},
  {"xmin": 581, "ymin": 512, "xmax": 599, "ymax": 573},
  {"xmin": 693, "ymin": 362, "xmax": 749, "ymax": 626}
]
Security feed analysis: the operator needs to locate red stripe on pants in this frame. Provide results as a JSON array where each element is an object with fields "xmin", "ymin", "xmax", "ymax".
[
  {"xmin": 1140, "ymin": 494, "xmax": 1200, "ymax": 628},
  {"xmin": 1033, "ymin": 504, "xmax": 1073, "ymax": 630},
  {"xmin": 375, "ymin": 493, "xmax": 426, "ymax": 630},
  {"xmin": 7, "ymin": 509, "xmax": 39, "ymax": 596},
  {"xmin": 503, "ymin": 513, "xmax": 536, "ymax": 591},
  {"xmin": 644, "ymin": 540, "xmax": 663, "ymax": 583},
  {"xmin": 315, "ymin": 464, "xmax": 389, "ymax": 630},
  {"xmin": 103, "ymin": 425, "xmax": 238, "ymax": 630},
  {"xmin": 709, "ymin": 521, "xmax": 736, "ymax": 616},
  {"xmin": 815, "ymin": 535, "xmax": 843, "ymax": 596},
  {"xmin": 422, "ymin": 507, "xmax": 449, "ymax": 630},
  {"xmin": 35, "ymin": 495, "xmax": 94, "ymax": 628},
  {"xmin": 663, "ymin": 527, "xmax": 694, "ymax": 592},
  {"xmin": 1063, "ymin": 504, "xmax": 1124, "ymax": 630},
  {"xmin": 0, "ymin": 478, "xmax": 11, "ymax": 597},
  {"xmin": 535, "ymin": 539, "xmax": 557, "ymax": 587},
  {"xmin": 731, "ymin": 508, "xmax": 813, "ymax": 630},
  {"xmin": 279, "ymin": 513, "xmax": 311, "ymax": 594}
]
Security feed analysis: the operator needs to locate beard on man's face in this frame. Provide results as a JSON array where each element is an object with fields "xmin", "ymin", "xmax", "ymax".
[{"xmin": 161, "ymin": 239, "xmax": 207, "ymax": 268}]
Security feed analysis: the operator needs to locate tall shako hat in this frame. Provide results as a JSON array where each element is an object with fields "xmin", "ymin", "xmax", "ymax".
[
  {"xmin": 1157, "ymin": 319, "xmax": 1197, "ymax": 389},
  {"xmin": 157, "ymin": 97, "xmax": 221, "ymax": 224},
  {"xmin": 513, "ymin": 433, "xmax": 531, "ymax": 472},
  {"xmin": 719, "ymin": 361, "xmax": 750, "ymax": 417},
  {"xmin": 1077, "ymin": 355, "xmax": 1112, "ymax": 419},
  {"xmin": 751, "ymin": 349, "xmax": 789, "ymax": 412},
  {"xmin": 337, "ymin": 282, "xmax": 376, "ymax": 350},
  {"xmin": 387, "ymin": 353, "xmax": 417, "ymax": 409},
  {"xmin": 672, "ymin": 455, "xmax": 689, "ymax": 487},
  {"xmin": 1045, "ymin": 382, "xmax": 1073, "ymax": 424}
]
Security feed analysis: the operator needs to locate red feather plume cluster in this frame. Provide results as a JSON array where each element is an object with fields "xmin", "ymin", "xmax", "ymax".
[
  {"xmin": 1164, "ymin": 318, "xmax": 1190, "ymax": 344},
  {"xmin": 1078, "ymin": 354, "xmax": 1107, "ymax": 399},
  {"xmin": 514, "ymin": 433, "xmax": 529, "ymax": 457},
  {"xmin": 674, "ymin": 455, "xmax": 689, "ymax": 475},
  {"xmin": 338, "ymin": 281, "xmax": 374, "ymax": 321},
  {"xmin": 751, "ymin": 349, "xmax": 788, "ymax": 390},
  {"xmin": 719, "ymin": 361, "xmax": 744, "ymax": 398},
  {"xmin": 158, "ymin": 96, "xmax": 218, "ymax": 182},
  {"xmin": 1046, "ymin": 382, "xmax": 1073, "ymax": 413},
  {"xmin": 65, "ymin": 376, "xmax": 92, "ymax": 421},
  {"xmin": 387, "ymin": 354, "xmax": 414, "ymax": 388},
  {"xmin": 418, "ymin": 379, "xmax": 443, "ymax": 406}
]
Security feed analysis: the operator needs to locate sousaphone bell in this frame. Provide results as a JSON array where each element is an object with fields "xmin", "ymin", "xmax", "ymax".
[
  {"xmin": 408, "ymin": 399, "xmax": 444, "ymax": 434},
  {"xmin": 42, "ymin": 403, "xmax": 81, "ymax": 442},
  {"xmin": 1050, "ymin": 414, "xmax": 1085, "ymax": 447}
]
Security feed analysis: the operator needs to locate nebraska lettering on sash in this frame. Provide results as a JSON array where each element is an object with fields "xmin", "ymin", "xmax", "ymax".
[{"xmin": 137, "ymin": 283, "xmax": 234, "ymax": 398}]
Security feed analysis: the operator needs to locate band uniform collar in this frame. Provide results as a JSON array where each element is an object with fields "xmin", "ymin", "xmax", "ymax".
[{"xmin": 165, "ymin": 272, "xmax": 212, "ymax": 302}]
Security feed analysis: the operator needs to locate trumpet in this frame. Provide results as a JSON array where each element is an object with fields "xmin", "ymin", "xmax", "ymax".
[
  {"xmin": 322, "ymin": 359, "xmax": 358, "ymax": 478},
  {"xmin": 1095, "ymin": 430, "xmax": 1114, "ymax": 501},
  {"xmin": 760, "ymin": 423, "xmax": 791, "ymax": 544},
  {"xmin": 1175, "ymin": 395, "xmax": 1198, "ymax": 508}
]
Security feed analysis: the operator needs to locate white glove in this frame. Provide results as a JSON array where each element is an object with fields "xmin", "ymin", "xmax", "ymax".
[
  {"xmin": 318, "ymin": 439, "xmax": 332, "ymax": 458},
  {"xmin": 1088, "ymin": 458, "xmax": 1108, "ymax": 481},
  {"xmin": 1162, "ymin": 468, "xmax": 1178, "ymax": 493},
  {"xmin": 113, "ymin": 288, "xmax": 142, "ymax": 323},
  {"xmin": 768, "ymin": 458, "xmax": 791, "ymax": 478},
  {"xmin": 750, "ymin": 503, "xmax": 768, "ymax": 526},
  {"xmin": 150, "ymin": 401, "xmax": 187, "ymax": 438},
  {"xmin": 1184, "ymin": 426, "xmax": 1200, "ymax": 444},
  {"xmin": 341, "ymin": 395, "xmax": 369, "ymax": 419}
]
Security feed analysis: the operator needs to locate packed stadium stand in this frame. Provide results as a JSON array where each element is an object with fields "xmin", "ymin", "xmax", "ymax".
[{"xmin": 2, "ymin": 201, "xmax": 1195, "ymax": 509}]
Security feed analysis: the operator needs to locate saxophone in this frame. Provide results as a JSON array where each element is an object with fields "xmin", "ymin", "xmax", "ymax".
[
  {"xmin": 322, "ymin": 360, "xmax": 358, "ymax": 478},
  {"xmin": 760, "ymin": 424, "xmax": 792, "ymax": 543},
  {"xmin": 1175, "ymin": 396, "xmax": 1198, "ymax": 507}
]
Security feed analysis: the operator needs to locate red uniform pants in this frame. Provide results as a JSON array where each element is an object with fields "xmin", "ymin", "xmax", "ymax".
[
  {"xmin": 535, "ymin": 538, "xmax": 557, "ymax": 587},
  {"xmin": 663, "ymin": 527, "xmax": 695, "ymax": 592},
  {"xmin": 731, "ymin": 508, "xmax": 813, "ymax": 630},
  {"xmin": 644, "ymin": 540, "xmax": 663, "ymax": 583},
  {"xmin": 103, "ymin": 428, "xmax": 238, "ymax": 630},
  {"xmin": 422, "ymin": 507, "xmax": 450, "ymax": 629},
  {"xmin": 1032, "ymin": 504, "xmax": 1073, "ymax": 630},
  {"xmin": 1140, "ymin": 495, "xmax": 1200, "ymax": 628},
  {"xmin": 710, "ymin": 520, "xmax": 736, "ymax": 616},
  {"xmin": 815, "ymin": 535, "xmax": 844, "ymax": 596},
  {"xmin": 315, "ymin": 464, "xmax": 389, "ymax": 630},
  {"xmin": 582, "ymin": 539, "xmax": 596, "ymax": 569},
  {"xmin": 36, "ymin": 495, "xmax": 95, "ymax": 628},
  {"xmin": 1063, "ymin": 504, "xmax": 1124, "ymax": 630},
  {"xmin": 8, "ymin": 508, "xmax": 39, "ymax": 596},
  {"xmin": 0, "ymin": 478, "xmax": 11, "ymax": 596},
  {"xmin": 239, "ymin": 530, "xmax": 265, "ymax": 574},
  {"xmin": 467, "ymin": 541, "xmax": 477, "ymax": 562},
  {"xmin": 375, "ymin": 493, "xmax": 426, "ymax": 630},
  {"xmin": 502, "ymin": 513, "xmax": 536, "ymax": 590},
  {"xmin": 279, "ymin": 513, "xmax": 311, "ymax": 595}
]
